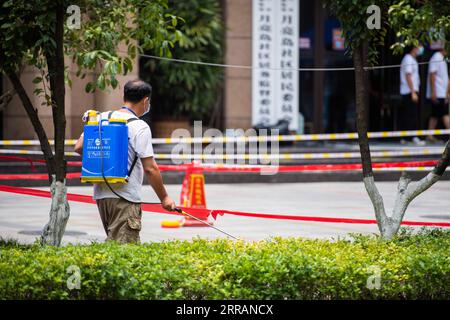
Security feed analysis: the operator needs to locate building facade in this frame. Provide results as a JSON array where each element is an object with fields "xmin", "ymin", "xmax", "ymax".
[
  {"xmin": 1, "ymin": 55, "xmax": 138, "ymax": 140},
  {"xmin": 0, "ymin": 0, "xmax": 437, "ymax": 139}
]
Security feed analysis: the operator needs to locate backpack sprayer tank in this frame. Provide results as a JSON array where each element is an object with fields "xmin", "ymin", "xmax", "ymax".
[{"xmin": 81, "ymin": 110, "xmax": 129, "ymax": 183}]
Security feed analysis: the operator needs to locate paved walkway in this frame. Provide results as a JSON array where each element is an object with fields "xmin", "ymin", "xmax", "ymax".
[{"xmin": 0, "ymin": 182, "xmax": 449, "ymax": 244}]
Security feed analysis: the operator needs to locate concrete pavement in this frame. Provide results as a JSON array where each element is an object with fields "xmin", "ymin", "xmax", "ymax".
[{"xmin": 0, "ymin": 181, "xmax": 449, "ymax": 245}]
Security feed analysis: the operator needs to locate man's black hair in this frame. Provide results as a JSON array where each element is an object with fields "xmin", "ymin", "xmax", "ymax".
[
  {"xmin": 405, "ymin": 45, "xmax": 416, "ymax": 54},
  {"xmin": 123, "ymin": 79, "xmax": 152, "ymax": 103}
]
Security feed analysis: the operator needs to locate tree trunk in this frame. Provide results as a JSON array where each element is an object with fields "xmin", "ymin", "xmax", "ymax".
[
  {"xmin": 45, "ymin": 2, "xmax": 66, "ymax": 183},
  {"xmin": 41, "ymin": 2, "xmax": 69, "ymax": 246},
  {"xmin": 353, "ymin": 45, "xmax": 390, "ymax": 236},
  {"xmin": 353, "ymin": 45, "xmax": 450, "ymax": 239},
  {"xmin": 41, "ymin": 176, "xmax": 70, "ymax": 246},
  {"xmin": 7, "ymin": 72, "xmax": 56, "ymax": 182}
]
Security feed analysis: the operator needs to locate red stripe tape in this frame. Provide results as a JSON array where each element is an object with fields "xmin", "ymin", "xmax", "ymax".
[
  {"xmin": 0, "ymin": 156, "xmax": 82, "ymax": 167},
  {"xmin": 0, "ymin": 156, "xmax": 39, "ymax": 171},
  {"xmin": 0, "ymin": 172, "xmax": 81, "ymax": 180},
  {"xmin": 1, "ymin": 184, "xmax": 449, "ymax": 227},
  {"xmin": 0, "ymin": 155, "xmax": 439, "ymax": 171},
  {"xmin": 0, "ymin": 160, "xmax": 440, "ymax": 180},
  {"xmin": 209, "ymin": 209, "xmax": 450, "ymax": 227},
  {"xmin": 0, "ymin": 155, "xmax": 43, "ymax": 164},
  {"xmin": 0, "ymin": 156, "xmax": 81, "ymax": 167},
  {"xmin": 200, "ymin": 160, "xmax": 439, "ymax": 173}
]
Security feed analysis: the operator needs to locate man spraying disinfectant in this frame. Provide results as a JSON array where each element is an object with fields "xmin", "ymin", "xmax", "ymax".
[{"xmin": 74, "ymin": 79, "xmax": 176, "ymax": 243}]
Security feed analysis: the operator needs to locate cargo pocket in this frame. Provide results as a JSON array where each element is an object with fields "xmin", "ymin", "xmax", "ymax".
[{"xmin": 127, "ymin": 209, "xmax": 142, "ymax": 231}]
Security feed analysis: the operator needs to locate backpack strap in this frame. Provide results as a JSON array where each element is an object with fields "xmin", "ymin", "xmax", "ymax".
[
  {"xmin": 126, "ymin": 117, "xmax": 140, "ymax": 179},
  {"xmin": 126, "ymin": 117, "xmax": 139, "ymax": 123},
  {"xmin": 127, "ymin": 154, "xmax": 139, "ymax": 178}
]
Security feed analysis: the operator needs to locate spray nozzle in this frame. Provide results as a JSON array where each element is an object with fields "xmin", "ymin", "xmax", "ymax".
[{"xmin": 83, "ymin": 109, "xmax": 99, "ymax": 125}]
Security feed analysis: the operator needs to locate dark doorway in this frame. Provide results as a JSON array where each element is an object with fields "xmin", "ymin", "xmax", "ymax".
[{"xmin": 0, "ymin": 76, "xmax": 3, "ymax": 140}]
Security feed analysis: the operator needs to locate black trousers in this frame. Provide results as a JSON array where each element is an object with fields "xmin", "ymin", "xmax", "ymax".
[
  {"xmin": 428, "ymin": 98, "xmax": 449, "ymax": 118},
  {"xmin": 399, "ymin": 94, "xmax": 419, "ymax": 131}
]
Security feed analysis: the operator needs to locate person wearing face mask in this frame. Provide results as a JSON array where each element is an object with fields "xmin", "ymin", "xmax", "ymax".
[
  {"xmin": 426, "ymin": 46, "xmax": 450, "ymax": 142},
  {"xmin": 74, "ymin": 79, "xmax": 176, "ymax": 243},
  {"xmin": 399, "ymin": 45, "xmax": 425, "ymax": 145}
]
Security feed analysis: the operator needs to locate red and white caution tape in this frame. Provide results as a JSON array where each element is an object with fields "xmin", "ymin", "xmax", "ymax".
[
  {"xmin": 0, "ymin": 160, "xmax": 442, "ymax": 180},
  {"xmin": 0, "ymin": 184, "xmax": 449, "ymax": 228}
]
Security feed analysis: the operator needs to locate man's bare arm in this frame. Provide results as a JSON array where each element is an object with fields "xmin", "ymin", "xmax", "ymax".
[
  {"xmin": 447, "ymin": 75, "xmax": 450, "ymax": 99},
  {"xmin": 141, "ymin": 156, "xmax": 176, "ymax": 211},
  {"xmin": 406, "ymin": 73, "xmax": 415, "ymax": 92},
  {"xmin": 406, "ymin": 73, "xmax": 418, "ymax": 102},
  {"xmin": 430, "ymin": 72, "xmax": 437, "ymax": 102},
  {"xmin": 74, "ymin": 133, "xmax": 84, "ymax": 155}
]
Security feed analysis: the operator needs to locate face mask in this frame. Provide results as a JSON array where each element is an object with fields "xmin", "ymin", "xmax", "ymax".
[
  {"xmin": 417, "ymin": 46, "xmax": 424, "ymax": 56},
  {"xmin": 142, "ymin": 100, "xmax": 151, "ymax": 117}
]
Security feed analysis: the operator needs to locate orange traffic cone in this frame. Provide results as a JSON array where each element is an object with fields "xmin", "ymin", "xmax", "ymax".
[
  {"xmin": 179, "ymin": 161, "xmax": 211, "ymax": 227},
  {"xmin": 160, "ymin": 161, "xmax": 211, "ymax": 228}
]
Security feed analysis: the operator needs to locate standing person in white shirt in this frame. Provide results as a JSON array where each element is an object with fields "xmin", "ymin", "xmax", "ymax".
[
  {"xmin": 74, "ymin": 80, "xmax": 176, "ymax": 243},
  {"xmin": 426, "ymin": 47, "xmax": 450, "ymax": 142},
  {"xmin": 399, "ymin": 45, "xmax": 425, "ymax": 145}
]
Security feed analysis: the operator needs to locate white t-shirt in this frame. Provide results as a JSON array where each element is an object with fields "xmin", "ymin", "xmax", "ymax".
[
  {"xmin": 426, "ymin": 51, "xmax": 449, "ymax": 99},
  {"xmin": 93, "ymin": 110, "xmax": 154, "ymax": 203},
  {"xmin": 400, "ymin": 54, "xmax": 420, "ymax": 95}
]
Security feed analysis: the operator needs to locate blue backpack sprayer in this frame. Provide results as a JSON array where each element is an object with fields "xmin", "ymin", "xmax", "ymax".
[
  {"xmin": 79, "ymin": 109, "xmax": 238, "ymax": 240},
  {"xmin": 80, "ymin": 110, "xmax": 139, "ymax": 184}
]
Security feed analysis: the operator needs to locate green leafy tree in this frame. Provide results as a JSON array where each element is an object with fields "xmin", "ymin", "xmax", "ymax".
[
  {"xmin": 142, "ymin": 0, "xmax": 224, "ymax": 123},
  {"xmin": 389, "ymin": 0, "xmax": 450, "ymax": 54},
  {"xmin": 0, "ymin": 0, "xmax": 181, "ymax": 245},
  {"xmin": 325, "ymin": 0, "xmax": 450, "ymax": 239}
]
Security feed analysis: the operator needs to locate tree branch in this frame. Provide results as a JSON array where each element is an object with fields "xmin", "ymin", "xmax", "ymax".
[
  {"xmin": 432, "ymin": 140, "xmax": 450, "ymax": 176},
  {"xmin": 407, "ymin": 140, "xmax": 450, "ymax": 200},
  {"xmin": 0, "ymin": 89, "xmax": 16, "ymax": 112},
  {"xmin": 391, "ymin": 140, "xmax": 450, "ymax": 223}
]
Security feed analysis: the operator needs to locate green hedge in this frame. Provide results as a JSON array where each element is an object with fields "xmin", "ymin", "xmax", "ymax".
[{"xmin": 0, "ymin": 229, "xmax": 449, "ymax": 299}]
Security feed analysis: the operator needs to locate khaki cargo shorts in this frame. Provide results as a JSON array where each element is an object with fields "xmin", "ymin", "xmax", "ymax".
[{"xmin": 96, "ymin": 198, "xmax": 142, "ymax": 244}]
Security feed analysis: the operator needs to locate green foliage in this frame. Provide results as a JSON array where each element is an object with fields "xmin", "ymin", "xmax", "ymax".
[
  {"xmin": 65, "ymin": 0, "xmax": 184, "ymax": 93},
  {"xmin": 0, "ymin": 0, "xmax": 182, "ymax": 97},
  {"xmin": 142, "ymin": 0, "xmax": 224, "ymax": 120},
  {"xmin": 325, "ymin": 0, "xmax": 391, "ymax": 65},
  {"xmin": 1, "ymin": 228, "xmax": 449, "ymax": 299},
  {"xmin": 389, "ymin": 0, "xmax": 450, "ymax": 54},
  {"xmin": 0, "ymin": 0, "xmax": 63, "ymax": 95},
  {"xmin": 325, "ymin": 0, "xmax": 450, "ymax": 61}
]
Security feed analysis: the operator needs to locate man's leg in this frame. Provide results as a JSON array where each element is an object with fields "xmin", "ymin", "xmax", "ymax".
[
  {"xmin": 409, "ymin": 96, "xmax": 419, "ymax": 131},
  {"xmin": 443, "ymin": 115, "xmax": 450, "ymax": 129},
  {"xmin": 407, "ymin": 93, "xmax": 422, "ymax": 143},
  {"xmin": 399, "ymin": 95, "xmax": 409, "ymax": 131},
  {"xmin": 399, "ymin": 95, "xmax": 409, "ymax": 144},
  {"xmin": 428, "ymin": 117, "xmax": 438, "ymax": 130},
  {"xmin": 437, "ymin": 99, "xmax": 450, "ymax": 129},
  {"xmin": 427, "ymin": 98, "xmax": 440, "ymax": 141},
  {"xmin": 104, "ymin": 198, "xmax": 142, "ymax": 244},
  {"xmin": 427, "ymin": 117, "xmax": 439, "ymax": 141},
  {"xmin": 400, "ymin": 94, "xmax": 422, "ymax": 143},
  {"xmin": 96, "ymin": 199, "xmax": 111, "ymax": 238}
]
